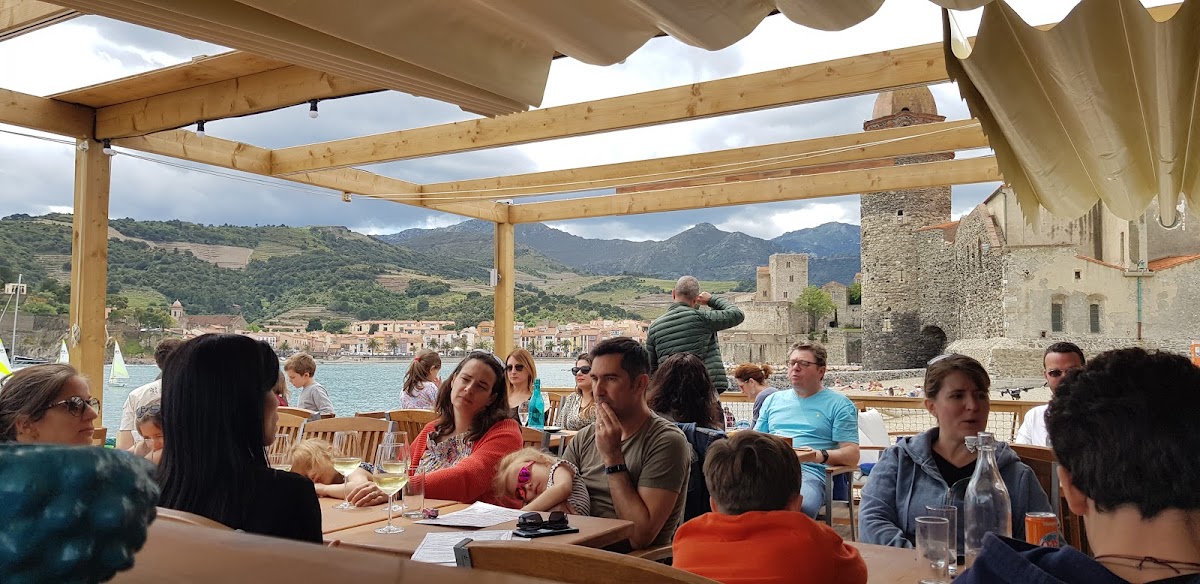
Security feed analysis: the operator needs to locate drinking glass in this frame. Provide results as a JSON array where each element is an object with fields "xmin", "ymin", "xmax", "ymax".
[
  {"xmin": 382, "ymin": 431, "xmax": 409, "ymax": 512},
  {"xmin": 926, "ymin": 504, "xmax": 959, "ymax": 574},
  {"xmin": 401, "ymin": 465, "xmax": 426, "ymax": 519},
  {"xmin": 372, "ymin": 443, "xmax": 409, "ymax": 534},
  {"xmin": 518, "ymin": 401, "xmax": 530, "ymax": 425},
  {"xmin": 331, "ymin": 431, "xmax": 363, "ymax": 510},
  {"xmin": 916, "ymin": 516, "xmax": 951, "ymax": 584}
]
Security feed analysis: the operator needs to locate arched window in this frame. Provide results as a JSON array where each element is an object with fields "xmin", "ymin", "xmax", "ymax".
[{"xmin": 1051, "ymin": 294, "xmax": 1067, "ymax": 333}]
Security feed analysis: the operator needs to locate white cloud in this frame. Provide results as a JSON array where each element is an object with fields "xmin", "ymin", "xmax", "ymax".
[
  {"xmin": 350, "ymin": 214, "xmax": 463, "ymax": 236},
  {"xmin": 547, "ymin": 220, "xmax": 683, "ymax": 242},
  {"xmin": 717, "ymin": 200, "xmax": 861, "ymax": 239}
]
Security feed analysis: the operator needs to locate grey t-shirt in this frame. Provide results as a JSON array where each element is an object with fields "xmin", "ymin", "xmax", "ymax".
[
  {"xmin": 563, "ymin": 414, "xmax": 690, "ymax": 548},
  {"xmin": 296, "ymin": 382, "xmax": 335, "ymax": 416}
]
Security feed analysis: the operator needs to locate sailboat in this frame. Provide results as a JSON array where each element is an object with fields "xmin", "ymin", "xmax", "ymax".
[
  {"xmin": 0, "ymin": 339, "xmax": 11, "ymax": 376},
  {"xmin": 58, "ymin": 341, "xmax": 69, "ymax": 364},
  {"xmin": 109, "ymin": 342, "xmax": 129, "ymax": 387}
]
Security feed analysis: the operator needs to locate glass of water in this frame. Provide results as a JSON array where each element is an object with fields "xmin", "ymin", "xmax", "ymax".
[
  {"xmin": 916, "ymin": 516, "xmax": 951, "ymax": 584},
  {"xmin": 926, "ymin": 504, "xmax": 959, "ymax": 574}
]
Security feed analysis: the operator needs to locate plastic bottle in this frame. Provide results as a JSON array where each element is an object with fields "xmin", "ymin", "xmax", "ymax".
[
  {"xmin": 963, "ymin": 432, "xmax": 1012, "ymax": 568},
  {"xmin": 528, "ymin": 378, "xmax": 545, "ymax": 430}
]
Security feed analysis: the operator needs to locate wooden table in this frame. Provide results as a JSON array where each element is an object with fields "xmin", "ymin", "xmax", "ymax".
[
  {"xmin": 328, "ymin": 506, "xmax": 634, "ymax": 559},
  {"xmin": 320, "ymin": 497, "xmax": 459, "ymax": 534},
  {"xmin": 852, "ymin": 542, "xmax": 924, "ymax": 583}
]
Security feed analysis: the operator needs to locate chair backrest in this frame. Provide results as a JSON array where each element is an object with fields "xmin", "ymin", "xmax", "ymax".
[
  {"xmin": 272, "ymin": 412, "xmax": 307, "ymax": 455},
  {"xmin": 1008, "ymin": 443, "xmax": 1089, "ymax": 553},
  {"xmin": 155, "ymin": 507, "xmax": 233, "ymax": 530},
  {"xmin": 354, "ymin": 411, "xmax": 388, "ymax": 419},
  {"xmin": 676, "ymin": 422, "xmax": 727, "ymax": 522},
  {"xmin": 455, "ymin": 540, "xmax": 718, "ymax": 583},
  {"xmin": 278, "ymin": 406, "xmax": 319, "ymax": 421},
  {"xmin": 92, "ymin": 426, "xmax": 108, "ymax": 446},
  {"xmin": 858, "ymin": 409, "xmax": 889, "ymax": 464},
  {"xmin": 301, "ymin": 417, "xmax": 395, "ymax": 465},
  {"xmin": 545, "ymin": 393, "xmax": 562, "ymax": 425},
  {"xmin": 520, "ymin": 426, "xmax": 547, "ymax": 449},
  {"xmin": 385, "ymin": 409, "xmax": 438, "ymax": 444}
]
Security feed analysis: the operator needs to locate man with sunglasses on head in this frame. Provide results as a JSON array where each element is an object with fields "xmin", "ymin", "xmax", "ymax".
[
  {"xmin": 1014, "ymin": 342, "xmax": 1085, "ymax": 447},
  {"xmin": 754, "ymin": 341, "xmax": 859, "ymax": 518}
]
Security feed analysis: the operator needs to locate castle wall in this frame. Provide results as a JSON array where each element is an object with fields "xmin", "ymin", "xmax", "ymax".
[{"xmin": 767, "ymin": 254, "xmax": 808, "ymax": 302}]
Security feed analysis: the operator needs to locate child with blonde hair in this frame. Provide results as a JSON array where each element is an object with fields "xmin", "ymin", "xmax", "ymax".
[
  {"xmin": 290, "ymin": 438, "xmax": 376, "ymax": 502},
  {"xmin": 494, "ymin": 447, "xmax": 590, "ymax": 515}
]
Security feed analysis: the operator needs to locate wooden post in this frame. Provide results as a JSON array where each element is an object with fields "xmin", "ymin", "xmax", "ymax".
[
  {"xmin": 493, "ymin": 222, "xmax": 515, "ymax": 359},
  {"xmin": 69, "ymin": 137, "xmax": 111, "ymax": 425}
]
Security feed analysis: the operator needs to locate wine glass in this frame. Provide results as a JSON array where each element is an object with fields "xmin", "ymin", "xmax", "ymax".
[
  {"xmin": 372, "ymin": 443, "xmax": 409, "ymax": 534},
  {"xmin": 518, "ymin": 401, "xmax": 530, "ymax": 426},
  {"xmin": 382, "ymin": 431, "xmax": 409, "ymax": 512},
  {"xmin": 331, "ymin": 431, "xmax": 363, "ymax": 510}
]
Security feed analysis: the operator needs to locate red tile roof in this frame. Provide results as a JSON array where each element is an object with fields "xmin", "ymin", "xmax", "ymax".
[
  {"xmin": 1149, "ymin": 254, "xmax": 1200, "ymax": 271},
  {"xmin": 915, "ymin": 221, "xmax": 960, "ymax": 232},
  {"xmin": 1074, "ymin": 255, "xmax": 1124, "ymax": 270}
]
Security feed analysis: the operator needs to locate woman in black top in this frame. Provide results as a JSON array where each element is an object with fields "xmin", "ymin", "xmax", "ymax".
[
  {"xmin": 157, "ymin": 334, "xmax": 321, "ymax": 543},
  {"xmin": 647, "ymin": 352, "xmax": 724, "ymax": 430}
]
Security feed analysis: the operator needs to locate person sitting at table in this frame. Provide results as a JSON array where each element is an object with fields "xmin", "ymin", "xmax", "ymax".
[
  {"xmin": 733, "ymin": 362, "xmax": 777, "ymax": 428},
  {"xmin": 859, "ymin": 354, "xmax": 1051, "ymax": 548},
  {"xmin": 157, "ymin": 334, "xmax": 322, "ymax": 543},
  {"xmin": 561, "ymin": 337, "xmax": 691, "ymax": 550},
  {"xmin": 494, "ymin": 447, "xmax": 590, "ymax": 515},
  {"xmin": 400, "ymin": 349, "xmax": 441, "ymax": 410},
  {"xmin": 648, "ymin": 352, "xmax": 723, "ymax": 430},
  {"xmin": 402, "ymin": 351, "xmax": 522, "ymax": 504},
  {"xmin": 957, "ymin": 348, "xmax": 1200, "ymax": 584},
  {"xmin": 555, "ymin": 353, "xmax": 596, "ymax": 431},
  {"xmin": 0, "ymin": 363, "xmax": 99, "ymax": 445},
  {"xmin": 673, "ymin": 431, "xmax": 867, "ymax": 584},
  {"xmin": 504, "ymin": 348, "xmax": 536, "ymax": 422},
  {"xmin": 134, "ymin": 401, "xmax": 165, "ymax": 464},
  {"xmin": 290, "ymin": 438, "xmax": 381, "ymax": 505}
]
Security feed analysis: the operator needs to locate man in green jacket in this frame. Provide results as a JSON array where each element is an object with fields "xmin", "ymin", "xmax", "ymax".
[{"xmin": 646, "ymin": 276, "xmax": 745, "ymax": 394}]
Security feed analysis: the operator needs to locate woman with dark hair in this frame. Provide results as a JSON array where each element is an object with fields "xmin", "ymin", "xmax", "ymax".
[
  {"xmin": 555, "ymin": 353, "xmax": 596, "ymax": 431},
  {"xmin": 648, "ymin": 352, "xmax": 723, "ymax": 430},
  {"xmin": 859, "ymin": 354, "xmax": 1050, "ymax": 548},
  {"xmin": 0, "ymin": 363, "xmax": 98, "ymax": 444},
  {"xmin": 157, "ymin": 334, "xmax": 321, "ymax": 543},
  {"xmin": 407, "ymin": 351, "xmax": 522, "ymax": 503}
]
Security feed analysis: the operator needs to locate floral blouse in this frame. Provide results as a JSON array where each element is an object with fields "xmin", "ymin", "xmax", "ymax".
[
  {"xmin": 401, "ymin": 381, "xmax": 439, "ymax": 410},
  {"xmin": 554, "ymin": 392, "xmax": 595, "ymax": 431},
  {"xmin": 417, "ymin": 432, "xmax": 474, "ymax": 473}
]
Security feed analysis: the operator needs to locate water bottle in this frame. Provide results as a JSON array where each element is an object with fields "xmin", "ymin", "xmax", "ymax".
[
  {"xmin": 528, "ymin": 378, "xmax": 546, "ymax": 430},
  {"xmin": 963, "ymin": 432, "xmax": 1012, "ymax": 568}
]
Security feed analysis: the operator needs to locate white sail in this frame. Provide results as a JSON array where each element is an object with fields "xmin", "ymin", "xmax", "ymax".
[
  {"xmin": 110, "ymin": 342, "xmax": 129, "ymax": 385},
  {"xmin": 58, "ymin": 341, "xmax": 69, "ymax": 364},
  {"xmin": 0, "ymin": 339, "xmax": 11, "ymax": 376}
]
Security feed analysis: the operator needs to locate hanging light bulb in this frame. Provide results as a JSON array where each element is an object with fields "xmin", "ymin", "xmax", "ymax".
[
  {"xmin": 196, "ymin": 120, "xmax": 206, "ymax": 138},
  {"xmin": 308, "ymin": 99, "xmax": 320, "ymax": 119},
  {"xmin": 101, "ymin": 139, "xmax": 114, "ymax": 156}
]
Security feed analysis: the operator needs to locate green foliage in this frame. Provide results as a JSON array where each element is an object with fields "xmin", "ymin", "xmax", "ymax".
[
  {"xmin": 731, "ymin": 279, "xmax": 757, "ymax": 292},
  {"xmin": 578, "ymin": 276, "xmax": 661, "ymax": 295},
  {"xmin": 324, "ymin": 320, "xmax": 349, "ymax": 334},
  {"xmin": 405, "ymin": 279, "xmax": 452, "ymax": 297},
  {"xmin": 22, "ymin": 301, "xmax": 57, "ymax": 315},
  {"xmin": 848, "ymin": 282, "xmax": 862, "ymax": 305},
  {"xmin": 794, "ymin": 286, "xmax": 835, "ymax": 330},
  {"xmin": 131, "ymin": 307, "xmax": 174, "ymax": 329},
  {"xmin": 306, "ymin": 318, "xmax": 323, "ymax": 332},
  {"xmin": 465, "ymin": 291, "xmax": 481, "ymax": 300},
  {"xmin": 107, "ymin": 295, "xmax": 129, "ymax": 309}
]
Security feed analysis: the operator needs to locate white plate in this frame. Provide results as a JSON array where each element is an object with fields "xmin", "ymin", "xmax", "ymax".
[{"xmin": 543, "ymin": 426, "xmax": 562, "ymax": 433}]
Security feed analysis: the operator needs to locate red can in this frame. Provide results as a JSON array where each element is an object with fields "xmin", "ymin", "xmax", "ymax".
[{"xmin": 1025, "ymin": 512, "xmax": 1060, "ymax": 547}]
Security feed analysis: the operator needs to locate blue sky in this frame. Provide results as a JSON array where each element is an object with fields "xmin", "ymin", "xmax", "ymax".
[{"xmin": 0, "ymin": 1, "xmax": 1173, "ymax": 241}]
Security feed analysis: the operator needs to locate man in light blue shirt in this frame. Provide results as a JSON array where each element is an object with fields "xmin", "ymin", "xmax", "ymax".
[{"xmin": 755, "ymin": 341, "xmax": 859, "ymax": 518}]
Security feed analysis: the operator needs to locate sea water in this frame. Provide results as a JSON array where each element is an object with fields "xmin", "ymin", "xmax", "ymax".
[{"xmin": 96, "ymin": 359, "xmax": 580, "ymax": 426}]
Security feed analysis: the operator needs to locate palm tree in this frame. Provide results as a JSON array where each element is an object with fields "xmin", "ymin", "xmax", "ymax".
[
  {"xmin": 366, "ymin": 337, "xmax": 380, "ymax": 355},
  {"xmin": 387, "ymin": 337, "xmax": 399, "ymax": 355}
]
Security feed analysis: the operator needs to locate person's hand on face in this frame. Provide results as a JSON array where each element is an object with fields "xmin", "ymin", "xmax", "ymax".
[{"xmin": 595, "ymin": 402, "xmax": 624, "ymax": 466}]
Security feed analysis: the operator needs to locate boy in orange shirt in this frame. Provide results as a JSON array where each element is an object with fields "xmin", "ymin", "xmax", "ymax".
[{"xmin": 673, "ymin": 431, "xmax": 867, "ymax": 584}]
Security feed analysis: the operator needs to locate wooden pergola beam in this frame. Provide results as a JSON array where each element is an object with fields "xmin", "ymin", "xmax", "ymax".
[
  {"xmin": 422, "ymin": 119, "xmax": 987, "ymax": 205},
  {"xmin": 94, "ymin": 65, "xmax": 382, "ymax": 139},
  {"xmin": 506, "ymin": 156, "xmax": 1001, "ymax": 224},
  {"xmin": 0, "ymin": 87, "xmax": 93, "ymax": 137},
  {"xmin": 270, "ymin": 41, "xmax": 952, "ymax": 175},
  {"xmin": 68, "ymin": 137, "xmax": 111, "ymax": 422},
  {"xmin": 0, "ymin": 0, "xmax": 76, "ymax": 41}
]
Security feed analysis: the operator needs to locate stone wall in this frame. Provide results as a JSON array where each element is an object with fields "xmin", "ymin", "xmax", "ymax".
[
  {"xmin": 824, "ymin": 328, "xmax": 862, "ymax": 366},
  {"xmin": 0, "ymin": 314, "xmax": 70, "ymax": 360},
  {"xmin": 731, "ymin": 301, "xmax": 806, "ymax": 336},
  {"xmin": 768, "ymin": 254, "xmax": 808, "ymax": 303},
  {"xmin": 718, "ymin": 332, "xmax": 801, "ymax": 366},
  {"xmin": 952, "ymin": 205, "xmax": 1005, "ymax": 339}
]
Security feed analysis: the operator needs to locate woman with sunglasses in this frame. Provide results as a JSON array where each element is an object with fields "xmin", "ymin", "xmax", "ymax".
[
  {"xmin": 0, "ymin": 363, "xmax": 99, "ymax": 445},
  {"xmin": 555, "ymin": 353, "xmax": 596, "ymax": 431},
  {"xmin": 157, "ymin": 334, "xmax": 321, "ymax": 543},
  {"xmin": 504, "ymin": 348, "xmax": 537, "ymax": 422}
]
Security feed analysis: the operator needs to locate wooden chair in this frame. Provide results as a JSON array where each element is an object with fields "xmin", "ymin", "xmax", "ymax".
[
  {"xmin": 386, "ymin": 409, "xmax": 438, "ymax": 443},
  {"xmin": 454, "ymin": 540, "xmax": 718, "ymax": 584},
  {"xmin": 154, "ymin": 507, "xmax": 232, "ymax": 530},
  {"xmin": 1009, "ymin": 443, "xmax": 1089, "ymax": 554},
  {"xmin": 354, "ymin": 410, "xmax": 388, "ymax": 419},
  {"xmin": 272, "ymin": 412, "xmax": 307, "ymax": 454},
  {"xmin": 822, "ymin": 465, "xmax": 860, "ymax": 542},
  {"xmin": 278, "ymin": 406, "xmax": 319, "ymax": 421},
  {"xmin": 546, "ymin": 393, "xmax": 563, "ymax": 426},
  {"xmin": 92, "ymin": 426, "xmax": 108, "ymax": 446},
  {"xmin": 521, "ymin": 425, "xmax": 549, "ymax": 449},
  {"xmin": 301, "ymin": 417, "xmax": 395, "ymax": 465}
]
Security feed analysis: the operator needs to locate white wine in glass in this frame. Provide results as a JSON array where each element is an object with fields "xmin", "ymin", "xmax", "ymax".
[
  {"xmin": 381, "ymin": 431, "xmax": 409, "ymax": 513},
  {"xmin": 374, "ymin": 444, "xmax": 408, "ymax": 534},
  {"xmin": 331, "ymin": 431, "xmax": 363, "ymax": 510}
]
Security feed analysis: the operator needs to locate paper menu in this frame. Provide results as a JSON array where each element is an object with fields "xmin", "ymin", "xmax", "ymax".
[
  {"xmin": 410, "ymin": 530, "xmax": 514, "ymax": 566},
  {"xmin": 413, "ymin": 502, "xmax": 526, "ymax": 528}
]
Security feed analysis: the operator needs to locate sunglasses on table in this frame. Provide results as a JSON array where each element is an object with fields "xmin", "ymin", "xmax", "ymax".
[
  {"xmin": 505, "ymin": 364, "xmax": 526, "ymax": 373},
  {"xmin": 39, "ymin": 396, "xmax": 100, "ymax": 417},
  {"xmin": 570, "ymin": 366, "xmax": 591, "ymax": 375}
]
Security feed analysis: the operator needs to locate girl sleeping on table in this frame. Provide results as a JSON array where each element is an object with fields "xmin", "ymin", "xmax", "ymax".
[{"xmin": 494, "ymin": 447, "xmax": 590, "ymax": 515}]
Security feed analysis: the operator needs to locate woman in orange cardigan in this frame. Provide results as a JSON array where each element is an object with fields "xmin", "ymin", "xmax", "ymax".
[{"xmin": 407, "ymin": 351, "xmax": 522, "ymax": 504}]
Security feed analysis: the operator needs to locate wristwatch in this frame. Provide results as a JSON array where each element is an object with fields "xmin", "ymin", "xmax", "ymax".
[
  {"xmin": 819, "ymin": 449, "xmax": 830, "ymax": 464},
  {"xmin": 603, "ymin": 463, "xmax": 629, "ymax": 475}
]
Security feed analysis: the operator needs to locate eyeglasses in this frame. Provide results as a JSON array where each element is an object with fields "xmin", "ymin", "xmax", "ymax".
[
  {"xmin": 505, "ymin": 364, "xmax": 526, "ymax": 373},
  {"xmin": 514, "ymin": 461, "xmax": 535, "ymax": 500},
  {"xmin": 570, "ymin": 366, "xmax": 591, "ymax": 375},
  {"xmin": 40, "ymin": 396, "xmax": 100, "ymax": 417},
  {"xmin": 787, "ymin": 359, "xmax": 820, "ymax": 369},
  {"xmin": 1045, "ymin": 368, "xmax": 1079, "ymax": 378}
]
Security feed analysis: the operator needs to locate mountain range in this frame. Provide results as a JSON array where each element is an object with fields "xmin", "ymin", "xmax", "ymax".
[{"xmin": 377, "ymin": 220, "xmax": 862, "ymax": 285}]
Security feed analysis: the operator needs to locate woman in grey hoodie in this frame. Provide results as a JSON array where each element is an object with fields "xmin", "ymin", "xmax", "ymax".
[{"xmin": 859, "ymin": 354, "xmax": 1051, "ymax": 548}]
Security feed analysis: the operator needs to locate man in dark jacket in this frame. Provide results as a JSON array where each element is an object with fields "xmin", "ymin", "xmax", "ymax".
[
  {"xmin": 956, "ymin": 348, "xmax": 1200, "ymax": 584},
  {"xmin": 646, "ymin": 276, "xmax": 744, "ymax": 394}
]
